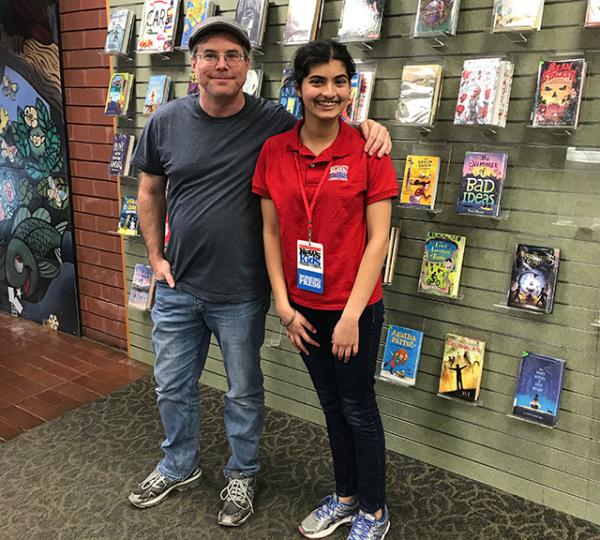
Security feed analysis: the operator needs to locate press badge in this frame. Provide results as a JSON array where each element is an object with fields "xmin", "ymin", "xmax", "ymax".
[{"xmin": 297, "ymin": 240, "xmax": 324, "ymax": 294}]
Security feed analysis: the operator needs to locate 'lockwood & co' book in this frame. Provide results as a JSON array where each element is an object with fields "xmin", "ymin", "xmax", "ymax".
[{"xmin": 438, "ymin": 333, "xmax": 485, "ymax": 403}]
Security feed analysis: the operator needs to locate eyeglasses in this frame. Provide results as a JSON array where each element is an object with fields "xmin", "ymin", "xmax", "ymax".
[{"xmin": 193, "ymin": 51, "xmax": 247, "ymax": 67}]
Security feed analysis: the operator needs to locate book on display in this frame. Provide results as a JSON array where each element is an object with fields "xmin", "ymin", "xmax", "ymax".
[
  {"xmin": 137, "ymin": 0, "xmax": 181, "ymax": 53},
  {"xmin": 414, "ymin": 0, "xmax": 461, "ymax": 36},
  {"xmin": 243, "ymin": 68, "xmax": 264, "ymax": 97},
  {"xmin": 104, "ymin": 73, "xmax": 134, "ymax": 117},
  {"xmin": 143, "ymin": 75, "xmax": 171, "ymax": 115},
  {"xmin": 235, "ymin": 0, "xmax": 270, "ymax": 47},
  {"xmin": 586, "ymin": 0, "xmax": 600, "ymax": 27},
  {"xmin": 283, "ymin": 0, "xmax": 323, "ymax": 43},
  {"xmin": 342, "ymin": 65, "xmax": 376, "ymax": 124},
  {"xmin": 187, "ymin": 70, "xmax": 200, "ymax": 95},
  {"xmin": 105, "ymin": 9, "xmax": 134, "ymax": 55},
  {"xmin": 507, "ymin": 244, "xmax": 560, "ymax": 314},
  {"xmin": 532, "ymin": 59, "xmax": 586, "ymax": 128},
  {"xmin": 492, "ymin": 0, "xmax": 545, "ymax": 32},
  {"xmin": 117, "ymin": 196, "xmax": 139, "ymax": 236},
  {"xmin": 511, "ymin": 352, "xmax": 565, "ymax": 428},
  {"xmin": 109, "ymin": 134, "xmax": 136, "ymax": 177},
  {"xmin": 337, "ymin": 0, "xmax": 386, "ymax": 41},
  {"xmin": 129, "ymin": 264, "xmax": 156, "ymax": 311},
  {"xmin": 454, "ymin": 58, "xmax": 514, "ymax": 127},
  {"xmin": 399, "ymin": 155, "xmax": 441, "ymax": 209},
  {"xmin": 395, "ymin": 64, "xmax": 443, "ymax": 126},
  {"xmin": 456, "ymin": 152, "xmax": 508, "ymax": 217},
  {"xmin": 180, "ymin": 1, "xmax": 216, "ymax": 49},
  {"xmin": 279, "ymin": 68, "xmax": 302, "ymax": 119},
  {"xmin": 438, "ymin": 334, "xmax": 485, "ymax": 403},
  {"xmin": 379, "ymin": 325, "xmax": 423, "ymax": 386},
  {"xmin": 418, "ymin": 232, "xmax": 466, "ymax": 298}
]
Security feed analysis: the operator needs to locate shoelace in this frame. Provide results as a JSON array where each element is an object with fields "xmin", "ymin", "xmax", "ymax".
[
  {"xmin": 349, "ymin": 513, "xmax": 378, "ymax": 540},
  {"xmin": 219, "ymin": 478, "xmax": 254, "ymax": 513},
  {"xmin": 315, "ymin": 496, "xmax": 338, "ymax": 521},
  {"xmin": 141, "ymin": 471, "xmax": 169, "ymax": 491}
]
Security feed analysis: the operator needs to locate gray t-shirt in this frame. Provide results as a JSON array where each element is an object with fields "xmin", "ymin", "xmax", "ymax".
[{"xmin": 132, "ymin": 94, "xmax": 297, "ymax": 302}]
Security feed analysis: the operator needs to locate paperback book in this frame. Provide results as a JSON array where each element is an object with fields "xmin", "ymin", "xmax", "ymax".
[
  {"xmin": 283, "ymin": 0, "xmax": 323, "ymax": 44},
  {"xmin": 243, "ymin": 68, "xmax": 264, "ymax": 97},
  {"xmin": 512, "ymin": 352, "xmax": 565, "ymax": 428},
  {"xmin": 337, "ymin": 0, "xmax": 386, "ymax": 41},
  {"xmin": 492, "ymin": 0, "xmax": 545, "ymax": 32},
  {"xmin": 129, "ymin": 264, "xmax": 156, "ymax": 311},
  {"xmin": 395, "ymin": 64, "xmax": 443, "ymax": 126},
  {"xmin": 137, "ymin": 0, "xmax": 181, "ymax": 53},
  {"xmin": 438, "ymin": 334, "xmax": 485, "ymax": 403},
  {"xmin": 456, "ymin": 151, "xmax": 508, "ymax": 217},
  {"xmin": 454, "ymin": 58, "xmax": 514, "ymax": 127},
  {"xmin": 418, "ymin": 232, "xmax": 466, "ymax": 298},
  {"xmin": 105, "ymin": 9, "xmax": 134, "ymax": 56},
  {"xmin": 586, "ymin": 0, "xmax": 600, "ymax": 27},
  {"xmin": 342, "ymin": 66, "xmax": 376, "ymax": 124},
  {"xmin": 279, "ymin": 68, "xmax": 302, "ymax": 119},
  {"xmin": 117, "ymin": 196, "xmax": 139, "ymax": 236},
  {"xmin": 380, "ymin": 325, "xmax": 423, "ymax": 386},
  {"xmin": 532, "ymin": 59, "xmax": 586, "ymax": 128},
  {"xmin": 180, "ymin": 1, "xmax": 216, "ymax": 49},
  {"xmin": 414, "ymin": 0, "xmax": 461, "ymax": 36},
  {"xmin": 507, "ymin": 244, "xmax": 560, "ymax": 314},
  {"xmin": 187, "ymin": 70, "xmax": 200, "ymax": 95},
  {"xmin": 143, "ymin": 75, "xmax": 171, "ymax": 115},
  {"xmin": 109, "ymin": 134, "xmax": 136, "ymax": 177},
  {"xmin": 104, "ymin": 73, "xmax": 134, "ymax": 117},
  {"xmin": 235, "ymin": 0, "xmax": 270, "ymax": 47},
  {"xmin": 400, "ymin": 155, "xmax": 441, "ymax": 209}
]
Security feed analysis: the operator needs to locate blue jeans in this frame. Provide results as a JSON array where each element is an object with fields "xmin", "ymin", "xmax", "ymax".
[
  {"xmin": 151, "ymin": 282, "xmax": 269, "ymax": 481},
  {"xmin": 294, "ymin": 300, "xmax": 386, "ymax": 514}
]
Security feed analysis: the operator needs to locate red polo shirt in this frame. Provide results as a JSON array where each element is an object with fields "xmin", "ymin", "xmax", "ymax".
[{"xmin": 252, "ymin": 120, "xmax": 398, "ymax": 310}]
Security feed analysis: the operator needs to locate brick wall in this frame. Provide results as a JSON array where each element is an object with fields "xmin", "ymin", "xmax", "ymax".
[{"xmin": 59, "ymin": 0, "xmax": 127, "ymax": 350}]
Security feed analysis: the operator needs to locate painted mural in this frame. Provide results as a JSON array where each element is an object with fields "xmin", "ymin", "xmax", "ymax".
[{"xmin": 0, "ymin": 1, "xmax": 80, "ymax": 335}]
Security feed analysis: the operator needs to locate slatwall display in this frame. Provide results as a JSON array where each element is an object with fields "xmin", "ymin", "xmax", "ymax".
[{"xmin": 109, "ymin": 0, "xmax": 600, "ymax": 524}]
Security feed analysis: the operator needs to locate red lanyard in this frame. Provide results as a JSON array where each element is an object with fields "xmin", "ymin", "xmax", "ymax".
[{"xmin": 294, "ymin": 154, "xmax": 331, "ymax": 244}]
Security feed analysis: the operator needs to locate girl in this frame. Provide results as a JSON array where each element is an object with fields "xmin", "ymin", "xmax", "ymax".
[{"xmin": 252, "ymin": 40, "xmax": 397, "ymax": 540}]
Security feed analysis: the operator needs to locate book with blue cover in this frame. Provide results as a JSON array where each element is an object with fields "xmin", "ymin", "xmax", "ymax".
[
  {"xmin": 512, "ymin": 351, "xmax": 565, "ymax": 427},
  {"xmin": 104, "ymin": 73, "xmax": 134, "ymax": 116},
  {"xmin": 180, "ymin": 1, "xmax": 216, "ymax": 49},
  {"xmin": 143, "ymin": 75, "xmax": 171, "ymax": 115},
  {"xmin": 109, "ymin": 134, "xmax": 135, "ymax": 177},
  {"xmin": 380, "ymin": 325, "xmax": 423, "ymax": 386},
  {"xmin": 117, "ymin": 196, "xmax": 139, "ymax": 236},
  {"xmin": 105, "ymin": 9, "xmax": 134, "ymax": 55},
  {"xmin": 279, "ymin": 68, "xmax": 302, "ymax": 119}
]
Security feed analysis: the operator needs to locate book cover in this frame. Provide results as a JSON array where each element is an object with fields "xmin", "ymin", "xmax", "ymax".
[
  {"xmin": 338, "ymin": 0, "xmax": 386, "ymax": 41},
  {"xmin": 532, "ymin": 59, "xmax": 586, "ymax": 128},
  {"xmin": 187, "ymin": 70, "xmax": 200, "ymax": 95},
  {"xmin": 109, "ymin": 134, "xmax": 135, "ymax": 177},
  {"xmin": 512, "ymin": 351, "xmax": 565, "ymax": 427},
  {"xmin": 104, "ymin": 73, "xmax": 133, "ymax": 116},
  {"xmin": 243, "ymin": 68, "xmax": 264, "ymax": 97},
  {"xmin": 414, "ymin": 0, "xmax": 460, "ymax": 36},
  {"xmin": 279, "ymin": 68, "xmax": 302, "ymax": 119},
  {"xmin": 180, "ymin": 1, "xmax": 214, "ymax": 49},
  {"xmin": 507, "ymin": 244, "xmax": 560, "ymax": 314},
  {"xmin": 456, "ymin": 151, "xmax": 508, "ymax": 217},
  {"xmin": 454, "ymin": 58, "xmax": 503, "ymax": 126},
  {"xmin": 586, "ymin": 0, "xmax": 600, "ymax": 27},
  {"xmin": 396, "ymin": 64, "xmax": 443, "ymax": 126},
  {"xmin": 494, "ymin": 61, "xmax": 514, "ymax": 127},
  {"xmin": 380, "ymin": 325, "xmax": 423, "ymax": 386},
  {"xmin": 117, "ymin": 196, "xmax": 139, "ymax": 236},
  {"xmin": 354, "ymin": 69, "xmax": 376, "ymax": 124},
  {"xmin": 400, "ymin": 155, "xmax": 441, "ymax": 209},
  {"xmin": 105, "ymin": 9, "xmax": 133, "ymax": 54},
  {"xmin": 129, "ymin": 264, "xmax": 155, "ymax": 311},
  {"xmin": 492, "ymin": 0, "xmax": 545, "ymax": 32},
  {"xmin": 143, "ymin": 75, "xmax": 170, "ymax": 115},
  {"xmin": 418, "ymin": 232, "xmax": 466, "ymax": 298},
  {"xmin": 137, "ymin": 0, "xmax": 180, "ymax": 53},
  {"xmin": 342, "ymin": 72, "xmax": 361, "ymax": 123},
  {"xmin": 438, "ymin": 333, "xmax": 485, "ymax": 402},
  {"xmin": 236, "ymin": 0, "xmax": 269, "ymax": 47},
  {"xmin": 283, "ymin": 0, "xmax": 321, "ymax": 43}
]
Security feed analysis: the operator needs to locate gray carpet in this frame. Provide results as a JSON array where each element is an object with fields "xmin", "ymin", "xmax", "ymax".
[{"xmin": 1, "ymin": 377, "xmax": 598, "ymax": 540}]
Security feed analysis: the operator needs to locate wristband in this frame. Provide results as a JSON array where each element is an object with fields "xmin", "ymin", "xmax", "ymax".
[{"xmin": 280, "ymin": 309, "xmax": 297, "ymax": 327}]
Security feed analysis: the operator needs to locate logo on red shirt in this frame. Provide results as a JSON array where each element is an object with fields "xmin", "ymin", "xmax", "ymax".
[{"xmin": 329, "ymin": 165, "xmax": 349, "ymax": 182}]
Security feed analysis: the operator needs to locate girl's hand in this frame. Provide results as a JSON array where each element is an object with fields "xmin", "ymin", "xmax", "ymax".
[
  {"xmin": 332, "ymin": 316, "xmax": 359, "ymax": 363},
  {"xmin": 285, "ymin": 311, "xmax": 319, "ymax": 355}
]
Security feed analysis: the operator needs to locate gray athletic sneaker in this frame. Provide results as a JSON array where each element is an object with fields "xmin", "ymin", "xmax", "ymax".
[
  {"xmin": 128, "ymin": 464, "xmax": 202, "ymax": 508},
  {"xmin": 218, "ymin": 472, "xmax": 256, "ymax": 527},
  {"xmin": 299, "ymin": 494, "xmax": 358, "ymax": 538},
  {"xmin": 347, "ymin": 507, "xmax": 390, "ymax": 540}
]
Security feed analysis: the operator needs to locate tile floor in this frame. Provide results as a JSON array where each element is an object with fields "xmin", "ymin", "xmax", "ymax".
[{"xmin": 0, "ymin": 312, "xmax": 151, "ymax": 442}]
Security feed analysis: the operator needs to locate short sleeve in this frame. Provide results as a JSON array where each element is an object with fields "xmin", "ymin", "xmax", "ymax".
[
  {"xmin": 131, "ymin": 115, "xmax": 165, "ymax": 176},
  {"xmin": 366, "ymin": 154, "xmax": 399, "ymax": 205},
  {"xmin": 251, "ymin": 139, "xmax": 271, "ymax": 198}
]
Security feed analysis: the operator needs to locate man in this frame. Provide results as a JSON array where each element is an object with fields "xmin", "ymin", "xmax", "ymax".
[{"xmin": 128, "ymin": 16, "xmax": 392, "ymax": 527}]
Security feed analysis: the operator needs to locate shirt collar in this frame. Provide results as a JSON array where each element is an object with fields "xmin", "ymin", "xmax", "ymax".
[{"xmin": 285, "ymin": 119, "xmax": 355, "ymax": 159}]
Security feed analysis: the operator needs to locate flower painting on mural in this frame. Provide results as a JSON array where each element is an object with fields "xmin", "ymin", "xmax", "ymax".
[{"xmin": 0, "ymin": 1, "xmax": 80, "ymax": 335}]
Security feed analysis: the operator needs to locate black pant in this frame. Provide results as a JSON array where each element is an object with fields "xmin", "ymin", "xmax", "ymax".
[{"xmin": 294, "ymin": 300, "xmax": 386, "ymax": 513}]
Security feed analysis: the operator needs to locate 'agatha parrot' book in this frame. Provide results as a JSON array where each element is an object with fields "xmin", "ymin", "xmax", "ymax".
[
  {"xmin": 400, "ymin": 155, "xmax": 441, "ymax": 209},
  {"xmin": 418, "ymin": 232, "xmax": 466, "ymax": 298},
  {"xmin": 380, "ymin": 326, "xmax": 423, "ymax": 386},
  {"xmin": 438, "ymin": 333, "xmax": 485, "ymax": 403}
]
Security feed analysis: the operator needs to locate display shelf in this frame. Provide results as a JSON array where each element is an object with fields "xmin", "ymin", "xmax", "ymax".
[
  {"xmin": 526, "ymin": 124, "xmax": 575, "ymax": 137},
  {"xmin": 419, "ymin": 291, "xmax": 465, "ymax": 301},
  {"xmin": 591, "ymin": 320, "xmax": 600, "ymax": 329},
  {"xmin": 398, "ymin": 205, "xmax": 443, "ymax": 215},
  {"xmin": 376, "ymin": 375, "xmax": 415, "ymax": 388},
  {"xmin": 332, "ymin": 35, "xmax": 376, "ymax": 50},
  {"xmin": 492, "ymin": 303, "xmax": 549, "ymax": 317},
  {"xmin": 458, "ymin": 210, "xmax": 511, "ymax": 221},
  {"xmin": 108, "ymin": 230, "xmax": 143, "ymax": 240},
  {"xmin": 507, "ymin": 413, "xmax": 556, "ymax": 429},
  {"xmin": 264, "ymin": 325, "xmax": 284, "ymax": 348},
  {"xmin": 437, "ymin": 393, "xmax": 482, "ymax": 407},
  {"xmin": 410, "ymin": 31, "xmax": 451, "ymax": 49}
]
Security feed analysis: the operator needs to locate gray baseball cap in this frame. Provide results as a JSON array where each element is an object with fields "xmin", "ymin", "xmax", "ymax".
[{"xmin": 188, "ymin": 16, "xmax": 251, "ymax": 53}]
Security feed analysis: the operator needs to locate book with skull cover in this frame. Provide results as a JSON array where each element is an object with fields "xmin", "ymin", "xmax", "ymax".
[
  {"xmin": 137, "ymin": 0, "xmax": 181, "ymax": 53},
  {"xmin": 395, "ymin": 64, "xmax": 443, "ymax": 126},
  {"xmin": 492, "ymin": 0, "xmax": 545, "ymax": 32},
  {"xmin": 283, "ymin": 0, "xmax": 323, "ymax": 43},
  {"xmin": 337, "ymin": 0, "xmax": 386, "ymax": 41},
  {"xmin": 235, "ymin": 0, "xmax": 270, "ymax": 47},
  {"xmin": 414, "ymin": 0, "xmax": 461, "ymax": 36},
  {"xmin": 180, "ymin": 0, "xmax": 216, "ymax": 49},
  {"xmin": 532, "ymin": 59, "xmax": 586, "ymax": 128},
  {"xmin": 418, "ymin": 232, "xmax": 466, "ymax": 298},
  {"xmin": 507, "ymin": 244, "xmax": 560, "ymax": 314},
  {"xmin": 380, "ymin": 325, "xmax": 423, "ymax": 386},
  {"xmin": 438, "ymin": 334, "xmax": 485, "ymax": 403}
]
